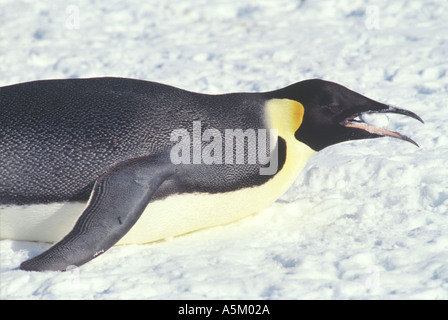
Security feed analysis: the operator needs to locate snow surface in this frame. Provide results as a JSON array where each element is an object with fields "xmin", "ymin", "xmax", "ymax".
[{"xmin": 1, "ymin": 0, "xmax": 448, "ymax": 299}]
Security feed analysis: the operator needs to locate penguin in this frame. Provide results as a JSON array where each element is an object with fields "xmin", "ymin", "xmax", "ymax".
[{"xmin": 0, "ymin": 77, "xmax": 423, "ymax": 271}]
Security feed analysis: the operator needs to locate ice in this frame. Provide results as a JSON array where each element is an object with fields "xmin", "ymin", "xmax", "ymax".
[{"xmin": 359, "ymin": 113, "xmax": 390, "ymax": 130}]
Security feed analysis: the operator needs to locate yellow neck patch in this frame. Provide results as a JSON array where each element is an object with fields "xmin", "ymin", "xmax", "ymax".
[
  {"xmin": 264, "ymin": 98, "xmax": 316, "ymax": 179},
  {"xmin": 265, "ymin": 98, "xmax": 305, "ymax": 144}
]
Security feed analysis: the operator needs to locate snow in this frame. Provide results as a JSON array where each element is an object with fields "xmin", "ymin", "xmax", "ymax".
[{"xmin": 1, "ymin": 0, "xmax": 448, "ymax": 299}]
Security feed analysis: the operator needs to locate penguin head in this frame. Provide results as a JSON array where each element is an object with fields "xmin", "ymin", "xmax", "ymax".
[{"xmin": 273, "ymin": 79, "xmax": 423, "ymax": 151}]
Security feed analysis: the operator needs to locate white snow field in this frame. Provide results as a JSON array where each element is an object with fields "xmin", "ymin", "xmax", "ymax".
[{"xmin": 1, "ymin": 0, "xmax": 448, "ymax": 300}]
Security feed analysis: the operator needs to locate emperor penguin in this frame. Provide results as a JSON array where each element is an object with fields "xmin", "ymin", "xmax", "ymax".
[{"xmin": 0, "ymin": 77, "xmax": 423, "ymax": 271}]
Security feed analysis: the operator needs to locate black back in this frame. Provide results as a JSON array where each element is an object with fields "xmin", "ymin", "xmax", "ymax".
[{"xmin": 1, "ymin": 77, "xmax": 277, "ymax": 205}]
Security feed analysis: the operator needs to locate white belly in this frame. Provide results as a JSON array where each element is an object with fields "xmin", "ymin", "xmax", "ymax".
[
  {"xmin": 1, "ymin": 202, "xmax": 86, "ymax": 244},
  {"xmin": 0, "ymin": 184, "xmax": 286, "ymax": 245},
  {"xmin": 1, "ymin": 192, "xmax": 256, "ymax": 245}
]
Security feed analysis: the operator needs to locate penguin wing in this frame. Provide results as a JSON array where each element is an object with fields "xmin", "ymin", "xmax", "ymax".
[{"xmin": 20, "ymin": 155, "xmax": 176, "ymax": 272}]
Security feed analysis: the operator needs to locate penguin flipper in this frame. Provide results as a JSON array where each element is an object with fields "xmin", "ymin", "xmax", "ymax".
[{"xmin": 20, "ymin": 156, "xmax": 175, "ymax": 272}]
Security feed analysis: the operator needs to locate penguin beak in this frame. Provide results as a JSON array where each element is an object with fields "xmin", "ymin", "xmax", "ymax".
[{"xmin": 341, "ymin": 106, "xmax": 424, "ymax": 147}]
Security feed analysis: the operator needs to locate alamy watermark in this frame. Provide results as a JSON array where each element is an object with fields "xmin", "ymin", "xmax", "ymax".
[
  {"xmin": 65, "ymin": 265, "xmax": 81, "ymax": 289},
  {"xmin": 66, "ymin": 5, "xmax": 80, "ymax": 30},
  {"xmin": 365, "ymin": 5, "xmax": 380, "ymax": 30},
  {"xmin": 169, "ymin": 121, "xmax": 279, "ymax": 175},
  {"xmin": 365, "ymin": 265, "xmax": 381, "ymax": 292}
]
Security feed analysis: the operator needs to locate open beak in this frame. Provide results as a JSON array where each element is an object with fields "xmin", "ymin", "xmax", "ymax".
[{"xmin": 342, "ymin": 106, "xmax": 424, "ymax": 147}]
